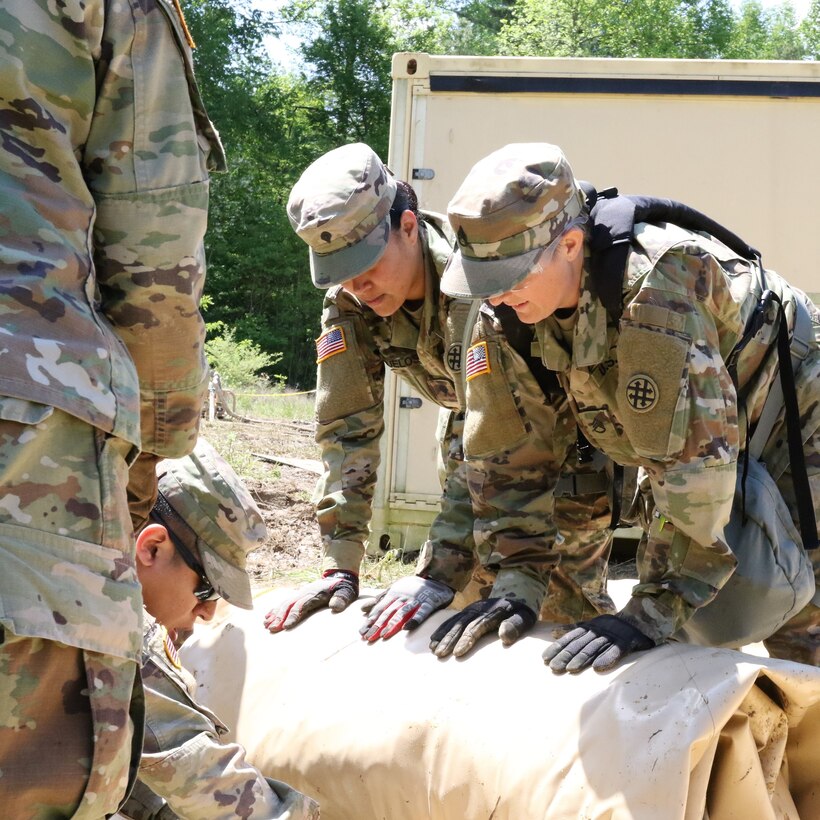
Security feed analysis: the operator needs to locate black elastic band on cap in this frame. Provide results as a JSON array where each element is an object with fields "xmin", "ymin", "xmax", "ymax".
[
  {"xmin": 150, "ymin": 491, "xmax": 206, "ymax": 567},
  {"xmin": 150, "ymin": 492, "xmax": 219, "ymax": 601}
]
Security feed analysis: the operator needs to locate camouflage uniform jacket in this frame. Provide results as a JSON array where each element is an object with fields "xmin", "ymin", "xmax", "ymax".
[
  {"xmin": 0, "ymin": 0, "xmax": 225, "ymax": 660},
  {"xmin": 313, "ymin": 213, "xmax": 474, "ymax": 573},
  {"xmin": 534, "ymin": 221, "xmax": 819, "ymax": 642},
  {"xmin": 437, "ymin": 303, "xmax": 612, "ymax": 615},
  {"xmin": 119, "ymin": 613, "xmax": 319, "ymax": 820}
]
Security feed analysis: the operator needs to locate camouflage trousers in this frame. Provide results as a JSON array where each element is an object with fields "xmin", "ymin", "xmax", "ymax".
[
  {"xmin": 0, "ymin": 633, "xmax": 143, "ymax": 819},
  {"xmin": 0, "ymin": 405, "xmax": 144, "ymax": 817},
  {"xmin": 428, "ymin": 411, "xmax": 476, "ymax": 567},
  {"xmin": 454, "ymin": 461, "xmax": 617, "ymax": 624}
]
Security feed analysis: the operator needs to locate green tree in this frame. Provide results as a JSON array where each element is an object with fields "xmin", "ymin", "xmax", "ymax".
[
  {"xmin": 722, "ymin": 0, "xmax": 806, "ymax": 58},
  {"xmin": 184, "ymin": 0, "xmax": 324, "ymax": 389},
  {"xmin": 803, "ymin": 0, "xmax": 820, "ymax": 58},
  {"xmin": 291, "ymin": 0, "xmax": 396, "ymax": 155},
  {"xmin": 766, "ymin": 4, "xmax": 804, "ymax": 59},
  {"xmin": 498, "ymin": 0, "xmax": 735, "ymax": 58},
  {"xmin": 205, "ymin": 326, "xmax": 283, "ymax": 389}
]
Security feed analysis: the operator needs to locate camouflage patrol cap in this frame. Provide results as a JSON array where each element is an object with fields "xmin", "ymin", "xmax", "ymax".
[
  {"xmin": 441, "ymin": 143, "xmax": 586, "ymax": 299},
  {"xmin": 287, "ymin": 142, "xmax": 398, "ymax": 288},
  {"xmin": 156, "ymin": 438, "xmax": 266, "ymax": 610}
]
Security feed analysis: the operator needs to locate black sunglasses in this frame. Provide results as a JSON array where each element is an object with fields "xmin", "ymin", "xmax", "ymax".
[
  {"xmin": 150, "ymin": 494, "xmax": 220, "ymax": 602},
  {"xmin": 164, "ymin": 526, "xmax": 221, "ymax": 602}
]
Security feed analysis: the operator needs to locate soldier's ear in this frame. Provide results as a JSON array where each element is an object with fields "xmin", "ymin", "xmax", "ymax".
[
  {"xmin": 136, "ymin": 523, "xmax": 169, "ymax": 567},
  {"xmin": 562, "ymin": 226, "xmax": 584, "ymax": 263},
  {"xmin": 399, "ymin": 209, "xmax": 418, "ymax": 243}
]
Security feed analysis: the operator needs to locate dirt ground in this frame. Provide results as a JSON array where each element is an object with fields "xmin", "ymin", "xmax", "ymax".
[
  {"xmin": 199, "ymin": 415, "xmax": 638, "ymax": 592},
  {"xmin": 199, "ymin": 417, "xmax": 325, "ymax": 589}
]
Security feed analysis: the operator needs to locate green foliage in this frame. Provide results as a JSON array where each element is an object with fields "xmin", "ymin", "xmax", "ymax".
[
  {"xmin": 185, "ymin": 1, "xmax": 325, "ymax": 390},
  {"xmin": 290, "ymin": 0, "xmax": 394, "ymax": 154},
  {"xmin": 498, "ymin": 0, "xmax": 738, "ymax": 58},
  {"xmin": 205, "ymin": 327, "xmax": 282, "ymax": 389},
  {"xmin": 804, "ymin": 0, "xmax": 820, "ymax": 58},
  {"xmin": 232, "ymin": 391, "xmax": 316, "ymax": 424},
  {"xmin": 182, "ymin": 0, "xmax": 817, "ymax": 396}
]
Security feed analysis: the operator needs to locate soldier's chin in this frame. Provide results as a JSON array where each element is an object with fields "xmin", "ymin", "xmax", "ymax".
[{"xmin": 172, "ymin": 627, "xmax": 194, "ymax": 648}]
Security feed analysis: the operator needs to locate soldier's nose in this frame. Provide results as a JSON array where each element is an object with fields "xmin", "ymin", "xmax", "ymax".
[
  {"xmin": 347, "ymin": 274, "xmax": 371, "ymax": 295},
  {"xmin": 195, "ymin": 600, "xmax": 218, "ymax": 622}
]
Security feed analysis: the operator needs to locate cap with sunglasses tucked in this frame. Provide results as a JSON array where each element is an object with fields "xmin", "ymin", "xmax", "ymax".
[{"xmin": 155, "ymin": 438, "xmax": 266, "ymax": 610}]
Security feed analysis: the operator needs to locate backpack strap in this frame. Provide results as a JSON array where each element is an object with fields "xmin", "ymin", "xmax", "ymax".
[
  {"xmin": 751, "ymin": 294, "xmax": 817, "ymax": 549},
  {"xmin": 583, "ymin": 188, "xmax": 762, "ymax": 323},
  {"xmin": 583, "ymin": 185, "xmax": 816, "ymax": 548},
  {"xmin": 493, "ymin": 303, "xmax": 563, "ymax": 397}
]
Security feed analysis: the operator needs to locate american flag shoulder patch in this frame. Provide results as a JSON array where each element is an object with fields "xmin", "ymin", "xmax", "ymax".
[
  {"xmin": 163, "ymin": 629, "xmax": 182, "ymax": 669},
  {"xmin": 465, "ymin": 340, "xmax": 491, "ymax": 381},
  {"xmin": 315, "ymin": 325, "xmax": 347, "ymax": 363}
]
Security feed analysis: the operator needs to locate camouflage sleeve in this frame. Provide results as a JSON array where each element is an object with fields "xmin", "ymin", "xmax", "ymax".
[
  {"xmin": 458, "ymin": 313, "xmax": 569, "ymax": 613},
  {"xmin": 313, "ymin": 292, "xmax": 386, "ymax": 573},
  {"xmin": 88, "ymin": 0, "xmax": 226, "ymax": 459},
  {"xmin": 616, "ymin": 251, "xmax": 741, "ymax": 643},
  {"xmin": 138, "ymin": 654, "xmax": 318, "ymax": 820},
  {"xmin": 416, "ymin": 411, "xmax": 477, "ymax": 590}
]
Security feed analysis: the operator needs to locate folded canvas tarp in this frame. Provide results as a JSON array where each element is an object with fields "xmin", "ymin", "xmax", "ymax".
[{"xmin": 180, "ymin": 584, "xmax": 820, "ymax": 820}]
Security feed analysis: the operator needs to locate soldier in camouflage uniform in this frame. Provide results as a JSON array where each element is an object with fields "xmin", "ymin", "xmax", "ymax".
[
  {"xmin": 0, "ymin": 1, "xmax": 223, "ymax": 815},
  {"xmin": 441, "ymin": 142, "xmax": 819, "ymax": 672},
  {"xmin": 120, "ymin": 438, "xmax": 319, "ymax": 820},
  {"xmin": 265, "ymin": 142, "xmax": 617, "ymax": 654}
]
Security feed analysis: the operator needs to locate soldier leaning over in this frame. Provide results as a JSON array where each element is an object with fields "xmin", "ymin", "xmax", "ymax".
[
  {"xmin": 265, "ymin": 141, "xmax": 618, "ymax": 655},
  {"xmin": 0, "ymin": 1, "xmax": 224, "ymax": 815},
  {"xmin": 442, "ymin": 142, "xmax": 819, "ymax": 672},
  {"xmin": 120, "ymin": 439, "xmax": 319, "ymax": 820}
]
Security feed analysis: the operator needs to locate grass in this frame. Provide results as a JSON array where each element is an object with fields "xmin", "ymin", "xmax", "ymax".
[
  {"xmin": 222, "ymin": 387, "xmax": 315, "ymax": 422},
  {"xmin": 199, "ymin": 421, "xmax": 274, "ymax": 482},
  {"xmin": 360, "ymin": 552, "xmax": 418, "ymax": 589}
]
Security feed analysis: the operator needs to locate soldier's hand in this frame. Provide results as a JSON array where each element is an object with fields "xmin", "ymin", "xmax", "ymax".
[
  {"xmin": 429, "ymin": 598, "xmax": 537, "ymax": 658},
  {"xmin": 360, "ymin": 575, "xmax": 454, "ymax": 642},
  {"xmin": 543, "ymin": 614, "xmax": 655, "ymax": 674},
  {"xmin": 264, "ymin": 570, "xmax": 359, "ymax": 632}
]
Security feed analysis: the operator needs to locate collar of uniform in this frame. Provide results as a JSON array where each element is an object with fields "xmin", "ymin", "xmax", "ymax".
[
  {"xmin": 571, "ymin": 258, "xmax": 611, "ymax": 368},
  {"xmin": 534, "ymin": 318, "xmax": 571, "ymax": 371},
  {"xmin": 533, "ymin": 255, "xmax": 610, "ymax": 371},
  {"xmin": 389, "ymin": 219, "xmax": 440, "ymax": 350}
]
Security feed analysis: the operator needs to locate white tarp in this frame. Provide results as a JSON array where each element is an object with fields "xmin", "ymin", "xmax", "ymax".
[{"xmin": 181, "ymin": 584, "xmax": 820, "ymax": 819}]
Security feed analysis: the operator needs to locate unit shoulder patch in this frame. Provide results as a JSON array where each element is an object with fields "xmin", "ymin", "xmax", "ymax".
[{"xmin": 625, "ymin": 374, "xmax": 659, "ymax": 412}]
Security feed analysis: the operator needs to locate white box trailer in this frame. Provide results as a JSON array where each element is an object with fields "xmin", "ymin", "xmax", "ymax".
[{"xmin": 370, "ymin": 53, "xmax": 820, "ymax": 556}]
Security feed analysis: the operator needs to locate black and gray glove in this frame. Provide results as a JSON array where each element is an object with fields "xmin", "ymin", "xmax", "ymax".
[
  {"xmin": 429, "ymin": 598, "xmax": 537, "ymax": 658},
  {"xmin": 542, "ymin": 614, "xmax": 655, "ymax": 674},
  {"xmin": 360, "ymin": 575, "xmax": 454, "ymax": 641},
  {"xmin": 264, "ymin": 570, "xmax": 359, "ymax": 632}
]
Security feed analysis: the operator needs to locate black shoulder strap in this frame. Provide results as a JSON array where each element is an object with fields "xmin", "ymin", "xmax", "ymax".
[
  {"xmin": 492, "ymin": 304, "xmax": 563, "ymax": 398},
  {"xmin": 581, "ymin": 186, "xmax": 762, "ymax": 323},
  {"xmin": 581, "ymin": 184, "xmax": 816, "ymax": 550}
]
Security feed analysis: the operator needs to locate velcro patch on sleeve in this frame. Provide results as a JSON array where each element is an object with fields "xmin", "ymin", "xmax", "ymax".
[
  {"xmin": 465, "ymin": 341, "xmax": 491, "ymax": 381},
  {"xmin": 316, "ymin": 326, "xmax": 348, "ymax": 363},
  {"xmin": 617, "ymin": 325, "xmax": 690, "ymax": 459}
]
